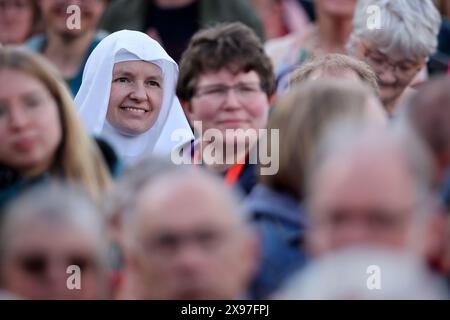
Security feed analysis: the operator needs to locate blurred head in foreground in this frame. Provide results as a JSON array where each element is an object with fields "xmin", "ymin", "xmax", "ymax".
[
  {"xmin": 0, "ymin": 184, "xmax": 110, "ymax": 299},
  {"xmin": 305, "ymin": 123, "xmax": 442, "ymax": 259},
  {"xmin": 122, "ymin": 168, "xmax": 259, "ymax": 299}
]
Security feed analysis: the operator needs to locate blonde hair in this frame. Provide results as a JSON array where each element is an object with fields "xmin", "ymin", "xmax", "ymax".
[
  {"xmin": 260, "ymin": 79, "xmax": 379, "ymax": 199},
  {"xmin": 0, "ymin": 47, "xmax": 112, "ymax": 203},
  {"xmin": 289, "ymin": 54, "xmax": 379, "ymax": 94}
]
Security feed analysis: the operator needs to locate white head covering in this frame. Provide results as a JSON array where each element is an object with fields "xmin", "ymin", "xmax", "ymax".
[{"xmin": 75, "ymin": 30, "xmax": 193, "ymax": 165}]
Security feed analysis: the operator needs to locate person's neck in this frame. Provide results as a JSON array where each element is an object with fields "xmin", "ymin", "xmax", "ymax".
[
  {"xmin": 154, "ymin": 0, "xmax": 195, "ymax": 9},
  {"xmin": 200, "ymin": 140, "xmax": 249, "ymax": 173},
  {"xmin": 316, "ymin": 13, "xmax": 353, "ymax": 54},
  {"xmin": 43, "ymin": 30, "xmax": 95, "ymax": 79},
  {"xmin": 20, "ymin": 163, "xmax": 50, "ymax": 180}
]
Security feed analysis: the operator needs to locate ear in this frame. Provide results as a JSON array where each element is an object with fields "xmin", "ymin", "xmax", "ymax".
[
  {"xmin": 424, "ymin": 212, "xmax": 447, "ymax": 271},
  {"xmin": 305, "ymin": 227, "xmax": 325, "ymax": 258},
  {"xmin": 240, "ymin": 230, "xmax": 261, "ymax": 284},
  {"xmin": 352, "ymin": 39, "xmax": 367, "ymax": 60}
]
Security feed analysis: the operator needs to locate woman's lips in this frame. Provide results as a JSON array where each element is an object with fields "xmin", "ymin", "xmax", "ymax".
[{"xmin": 12, "ymin": 137, "xmax": 35, "ymax": 152}]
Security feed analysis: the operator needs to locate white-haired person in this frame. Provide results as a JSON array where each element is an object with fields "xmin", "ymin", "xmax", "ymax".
[
  {"xmin": 347, "ymin": 0, "xmax": 441, "ymax": 116},
  {"xmin": 0, "ymin": 184, "xmax": 111, "ymax": 299},
  {"xmin": 75, "ymin": 30, "xmax": 193, "ymax": 166}
]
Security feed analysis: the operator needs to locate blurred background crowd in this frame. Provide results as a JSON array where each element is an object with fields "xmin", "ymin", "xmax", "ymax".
[{"xmin": 0, "ymin": 0, "xmax": 450, "ymax": 300}]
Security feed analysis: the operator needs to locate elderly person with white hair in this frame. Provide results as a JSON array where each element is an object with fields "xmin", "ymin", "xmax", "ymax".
[{"xmin": 347, "ymin": 0, "xmax": 441, "ymax": 116}]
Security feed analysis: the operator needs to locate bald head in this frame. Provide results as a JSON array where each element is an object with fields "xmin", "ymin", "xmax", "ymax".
[
  {"xmin": 131, "ymin": 169, "xmax": 244, "ymax": 238},
  {"xmin": 306, "ymin": 124, "xmax": 436, "ymax": 257},
  {"xmin": 123, "ymin": 168, "xmax": 257, "ymax": 300}
]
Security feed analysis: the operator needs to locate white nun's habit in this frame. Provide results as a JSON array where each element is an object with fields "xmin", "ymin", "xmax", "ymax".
[{"xmin": 75, "ymin": 30, "xmax": 193, "ymax": 165}]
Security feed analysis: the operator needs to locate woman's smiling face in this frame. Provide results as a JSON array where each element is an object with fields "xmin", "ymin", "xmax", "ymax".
[{"xmin": 106, "ymin": 60, "xmax": 164, "ymax": 136}]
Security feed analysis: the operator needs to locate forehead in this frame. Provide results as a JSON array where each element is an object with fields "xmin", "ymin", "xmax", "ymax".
[
  {"xmin": 6, "ymin": 222, "xmax": 94, "ymax": 253},
  {"xmin": 112, "ymin": 60, "xmax": 162, "ymax": 77},
  {"xmin": 134, "ymin": 182, "xmax": 236, "ymax": 234},
  {"xmin": 311, "ymin": 150, "xmax": 416, "ymax": 213},
  {"xmin": 0, "ymin": 68, "xmax": 49, "ymax": 98},
  {"xmin": 196, "ymin": 69, "xmax": 260, "ymax": 86}
]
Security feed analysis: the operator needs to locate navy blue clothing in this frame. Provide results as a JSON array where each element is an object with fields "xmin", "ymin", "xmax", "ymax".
[
  {"xmin": 235, "ymin": 163, "xmax": 258, "ymax": 196},
  {"xmin": 244, "ymin": 184, "xmax": 309, "ymax": 299}
]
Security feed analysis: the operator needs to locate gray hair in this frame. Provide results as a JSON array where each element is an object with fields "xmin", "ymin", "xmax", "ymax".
[
  {"xmin": 347, "ymin": 0, "xmax": 441, "ymax": 61},
  {"xmin": 0, "ymin": 183, "xmax": 110, "ymax": 269}
]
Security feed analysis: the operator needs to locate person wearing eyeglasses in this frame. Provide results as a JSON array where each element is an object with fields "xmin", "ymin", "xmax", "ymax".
[
  {"xmin": 347, "ymin": 0, "xmax": 441, "ymax": 116},
  {"xmin": 176, "ymin": 22, "xmax": 276, "ymax": 195}
]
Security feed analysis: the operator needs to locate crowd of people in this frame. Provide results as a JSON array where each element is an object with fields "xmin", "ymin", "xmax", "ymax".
[{"xmin": 0, "ymin": 0, "xmax": 449, "ymax": 300}]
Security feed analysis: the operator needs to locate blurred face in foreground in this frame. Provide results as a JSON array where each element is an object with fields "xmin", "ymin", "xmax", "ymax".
[
  {"xmin": 1, "ymin": 222, "xmax": 107, "ymax": 299},
  {"xmin": 308, "ymin": 146, "xmax": 428, "ymax": 256},
  {"xmin": 126, "ymin": 174, "xmax": 258, "ymax": 299}
]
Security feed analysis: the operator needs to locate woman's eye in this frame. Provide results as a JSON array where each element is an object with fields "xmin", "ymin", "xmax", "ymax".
[
  {"xmin": 204, "ymin": 87, "xmax": 225, "ymax": 95},
  {"xmin": 24, "ymin": 97, "xmax": 41, "ymax": 109},
  {"xmin": 146, "ymin": 80, "xmax": 161, "ymax": 87},
  {"xmin": 115, "ymin": 77, "xmax": 130, "ymax": 83}
]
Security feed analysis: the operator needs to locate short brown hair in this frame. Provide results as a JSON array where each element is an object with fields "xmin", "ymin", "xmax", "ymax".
[
  {"xmin": 289, "ymin": 54, "xmax": 379, "ymax": 94},
  {"xmin": 176, "ymin": 22, "xmax": 275, "ymax": 101}
]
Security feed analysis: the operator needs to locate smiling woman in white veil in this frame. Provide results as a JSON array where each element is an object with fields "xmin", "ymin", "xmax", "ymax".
[{"xmin": 75, "ymin": 30, "xmax": 193, "ymax": 165}]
